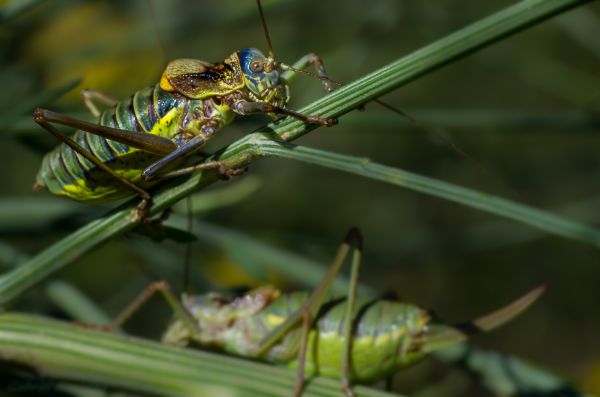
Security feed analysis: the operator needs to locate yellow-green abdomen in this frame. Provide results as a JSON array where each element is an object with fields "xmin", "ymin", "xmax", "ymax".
[
  {"xmin": 35, "ymin": 84, "xmax": 187, "ymax": 203},
  {"xmin": 289, "ymin": 299, "xmax": 429, "ymax": 382}
]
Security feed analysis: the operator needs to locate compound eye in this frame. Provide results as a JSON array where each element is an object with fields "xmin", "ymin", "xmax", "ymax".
[{"xmin": 250, "ymin": 60, "xmax": 264, "ymax": 73}]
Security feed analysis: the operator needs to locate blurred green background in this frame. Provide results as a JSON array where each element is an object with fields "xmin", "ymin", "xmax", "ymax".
[{"xmin": 0, "ymin": 0, "xmax": 599, "ymax": 395}]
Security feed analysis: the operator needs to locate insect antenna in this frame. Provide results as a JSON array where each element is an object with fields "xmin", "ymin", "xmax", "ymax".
[
  {"xmin": 182, "ymin": 196, "xmax": 193, "ymax": 293},
  {"xmin": 145, "ymin": 0, "xmax": 169, "ymax": 64},
  {"xmin": 373, "ymin": 98, "xmax": 531, "ymax": 204},
  {"xmin": 256, "ymin": 0, "xmax": 276, "ymax": 58},
  {"xmin": 145, "ymin": 0, "xmax": 194, "ymax": 293},
  {"xmin": 276, "ymin": 61, "xmax": 530, "ymax": 203}
]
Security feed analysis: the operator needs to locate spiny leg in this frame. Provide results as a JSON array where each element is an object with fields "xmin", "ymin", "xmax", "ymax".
[{"xmin": 82, "ymin": 89, "xmax": 118, "ymax": 117}]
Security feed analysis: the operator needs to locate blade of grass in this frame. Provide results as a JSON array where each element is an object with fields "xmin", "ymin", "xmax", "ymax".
[
  {"xmin": 44, "ymin": 281, "xmax": 114, "ymax": 326},
  {"xmin": 172, "ymin": 175, "xmax": 262, "ymax": 214},
  {"xmin": 0, "ymin": 79, "xmax": 80, "ymax": 131},
  {"xmin": 342, "ymin": 109, "xmax": 600, "ymax": 131},
  {"xmin": 0, "ymin": 0, "xmax": 593, "ymax": 305},
  {"xmin": 0, "ymin": 197, "xmax": 85, "ymax": 232},
  {"xmin": 255, "ymin": 140, "xmax": 600, "ymax": 247},
  {"xmin": 0, "ymin": 240, "xmax": 27, "ymax": 268},
  {"xmin": 0, "ymin": 0, "xmax": 47, "ymax": 21},
  {"xmin": 0, "ymin": 312, "xmax": 403, "ymax": 397},
  {"xmin": 434, "ymin": 344, "xmax": 583, "ymax": 396}
]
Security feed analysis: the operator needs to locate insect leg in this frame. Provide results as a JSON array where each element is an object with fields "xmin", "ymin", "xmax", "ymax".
[
  {"xmin": 81, "ymin": 89, "xmax": 118, "ymax": 117},
  {"xmin": 280, "ymin": 53, "xmax": 336, "ymax": 92},
  {"xmin": 141, "ymin": 135, "xmax": 210, "ymax": 181},
  {"xmin": 33, "ymin": 109, "xmax": 153, "ymax": 219},
  {"xmin": 140, "ymin": 134, "xmax": 244, "ymax": 182},
  {"xmin": 34, "ymin": 108, "xmax": 177, "ymax": 156},
  {"xmin": 255, "ymin": 229, "xmax": 362, "ymax": 396},
  {"xmin": 255, "ymin": 228, "xmax": 362, "ymax": 354},
  {"xmin": 144, "ymin": 160, "xmax": 247, "ymax": 182},
  {"xmin": 340, "ymin": 231, "xmax": 362, "ymax": 397},
  {"xmin": 231, "ymin": 100, "xmax": 337, "ymax": 127},
  {"xmin": 292, "ymin": 308, "xmax": 312, "ymax": 397},
  {"xmin": 91, "ymin": 281, "xmax": 200, "ymax": 339}
]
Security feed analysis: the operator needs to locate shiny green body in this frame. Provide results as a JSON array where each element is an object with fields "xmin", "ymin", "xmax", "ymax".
[
  {"xmin": 36, "ymin": 84, "xmax": 232, "ymax": 202},
  {"xmin": 112, "ymin": 228, "xmax": 540, "ymax": 392},
  {"xmin": 164, "ymin": 287, "xmax": 431, "ymax": 383},
  {"xmin": 35, "ymin": 49, "xmax": 289, "ymax": 202}
]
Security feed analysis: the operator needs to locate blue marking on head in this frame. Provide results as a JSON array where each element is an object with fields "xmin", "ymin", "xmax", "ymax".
[{"xmin": 238, "ymin": 47, "xmax": 280, "ymax": 96}]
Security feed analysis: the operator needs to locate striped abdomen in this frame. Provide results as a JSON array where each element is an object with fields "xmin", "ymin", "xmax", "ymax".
[
  {"xmin": 270, "ymin": 293, "xmax": 430, "ymax": 382},
  {"xmin": 35, "ymin": 84, "xmax": 189, "ymax": 202},
  {"xmin": 171, "ymin": 291, "xmax": 430, "ymax": 383}
]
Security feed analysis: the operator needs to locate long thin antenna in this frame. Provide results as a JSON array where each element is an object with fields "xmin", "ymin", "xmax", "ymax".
[
  {"xmin": 182, "ymin": 196, "xmax": 193, "ymax": 293},
  {"xmin": 373, "ymin": 99, "xmax": 531, "ymax": 204},
  {"xmin": 257, "ymin": 0, "xmax": 275, "ymax": 58},
  {"xmin": 145, "ymin": 0, "xmax": 169, "ymax": 63},
  {"xmin": 279, "ymin": 62, "xmax": 530, "ymax": 203}
]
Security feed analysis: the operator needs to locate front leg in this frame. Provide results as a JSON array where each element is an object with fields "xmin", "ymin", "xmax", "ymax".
[
  {"xmin": 141, "ymin": 134, "xmax": 210, "ymax": 181},
  {"xmin": 230, "ymin": 99, "xmax": 337, "ymax": 127},
  {"xmin": 279, "ymin": 53, "xmax": 338, "ymax": 93},
  {"xmin": 82, "ymin": 89, "xmax": 118, "ymax": 117},
  {"xmin": 142, "ymin": 127, "xmax": 244, "ymax": 182}
]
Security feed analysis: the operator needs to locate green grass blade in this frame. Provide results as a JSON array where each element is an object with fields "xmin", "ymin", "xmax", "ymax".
[
  {"xmin": 341, "ymin": 109, "xmax": 600, "ymax": 131},
  {"xmin": 0, "ymin": 312, "xmax": 404, "ymax": 397},
  {"xmin": 434, "ymin": 344, "xmax": 583, "ymax": 396},
  {"xmin": 0, "ymin": 197, "xmax": 85, "ymax": 232},
  {"xmin": 172, "ymin": 175, "xmax": 262, "ymax": 214},
  {"xmin": 0, "ymin": 78, "xmax": 80, "ymax": 131},
  {"xmin": 0, "ymin": 0, "xmax": 591, "ymax": 306},
  {"xmin": 257, "ymin": 0, "xmax": 596, "ymax": 143},
  {"xmin": 255, "ymin": 140, "xmax": 600, "ymax": 248},
  {"xmin": 0, "ymin": 0, "xmax": 47, "ymax": 21},
  {"xmin": 44, "ymin": 281, "xmax": 114, "ymax": 325},
  {"xmin": 0, "ymin": 240, "xmax": 27, "ymax": 268}
]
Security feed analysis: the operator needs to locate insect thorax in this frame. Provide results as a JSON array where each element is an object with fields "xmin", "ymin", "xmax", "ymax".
[{"xmin": 162, "ymin": 286, "xmax": 284, "ymax": 353}]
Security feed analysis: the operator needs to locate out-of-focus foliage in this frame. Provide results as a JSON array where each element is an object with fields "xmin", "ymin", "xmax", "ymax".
[{"xmin": 0, "ymin": 0, "xmax": 598, "ymax": 396}]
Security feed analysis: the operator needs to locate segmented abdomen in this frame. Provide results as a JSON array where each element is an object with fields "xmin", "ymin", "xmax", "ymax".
[
  {"xmin": 227, "ymin": 292, "xmax": 429, "ymax": 382},
  {"xmin": 36, "ymin": 84, "xmax": 186, "ymax": 202},
  {"xmin": 306, "ymin": 297, "xmax": 429, "ymax": 381}
]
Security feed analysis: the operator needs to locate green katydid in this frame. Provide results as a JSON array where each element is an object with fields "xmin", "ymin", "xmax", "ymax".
[{"xmin": 104, "ymin": 228, "xmax": 544, "ymax": 397}]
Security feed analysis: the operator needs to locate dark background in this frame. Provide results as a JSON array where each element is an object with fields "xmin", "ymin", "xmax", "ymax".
[{"xmin": 1, "ymin": 0, "xmax": 599, "ymax": 395}]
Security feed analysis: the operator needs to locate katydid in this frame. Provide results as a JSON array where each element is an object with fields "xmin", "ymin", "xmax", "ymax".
[{"xmin": 106, "ymin": 228, "xmax": 544, "ymax": 397}]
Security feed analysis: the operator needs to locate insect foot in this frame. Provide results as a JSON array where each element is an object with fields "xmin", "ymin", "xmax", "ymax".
[
  {"xmin": 308, "ymin": 114, "xmax": 338, "ymax": 127},
  {"xmin": 218, "ymin": 163, "xmax": 248, "ymax": 180},
  {"xmin": 131, "ymin": 198, "xmax": 152, "ymax": 224}
]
